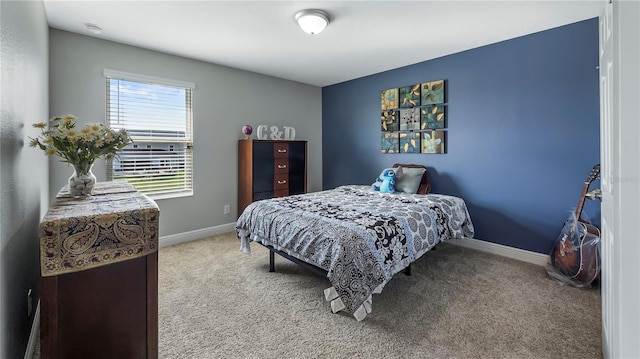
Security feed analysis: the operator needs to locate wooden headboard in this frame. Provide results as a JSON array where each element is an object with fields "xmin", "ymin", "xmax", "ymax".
[{"xmin": 392, "ymin": 163, "xmax": 431, "ymax": 195}]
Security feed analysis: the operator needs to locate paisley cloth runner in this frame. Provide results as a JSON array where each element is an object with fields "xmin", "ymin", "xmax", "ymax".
[{"xmin": 40, "ymin": 181, "xmax": 159, "ymax": 277}]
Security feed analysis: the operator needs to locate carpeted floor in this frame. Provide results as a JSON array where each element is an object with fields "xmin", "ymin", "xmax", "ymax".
[
  {"xmin": 157, "ymin": 233, "xmax": 601, "ymax": 359},
  {"xmin": 33, "ymin": 232, "xmax": 602, "ymax": 358}
]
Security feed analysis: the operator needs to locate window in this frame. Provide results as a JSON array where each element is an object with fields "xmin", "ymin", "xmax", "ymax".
[{"xmin": 105, "ymin": 69, "xmax": 194, "ymax": 199}]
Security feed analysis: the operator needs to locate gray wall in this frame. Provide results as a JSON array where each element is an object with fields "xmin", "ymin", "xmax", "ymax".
[
  {"xmin": 0, "ymin": 1, "xmax": 49, "ymax": 358},
  {"xmin": 49, "ymin": 29, "xmax": 323, "ymax": 238}
]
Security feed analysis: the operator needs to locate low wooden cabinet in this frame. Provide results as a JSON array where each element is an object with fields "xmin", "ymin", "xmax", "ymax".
[
  {"xmin": 39, "ymin": 182, "xmax": 159, "ymax": 359},
  {"xmin": 238, "ymin": 139, "xmax": 307, "ymax": 216}
]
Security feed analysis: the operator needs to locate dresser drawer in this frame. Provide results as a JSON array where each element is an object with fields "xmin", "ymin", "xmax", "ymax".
[
  {"xmin": 253, "ymin": 141, "xmax": 275, "ymax": 159},
  {"xmin": 274, "ymin": 174, "xmax": 289, "ymax": 190},
  {"xmin": 274, "ymin": 159, "xmax": 289, "ymax": 174},
  {"xmin": 274, "ymin": 142, "xmax": 289, "ymax": 159},
  {"xmin": 255, "ymin": 189, "xmax": 293, "ymax": 199},
  {"xmin": 253, "ymin": 191, "xmax": 274, "ymax": 201},
  {"xmin": 274, "ymin": 189, "xmax": 289, "ymax": 198}
]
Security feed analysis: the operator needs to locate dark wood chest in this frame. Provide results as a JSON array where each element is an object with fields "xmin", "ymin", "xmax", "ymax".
[{"xmin": 238, "ymin": 139, "xmax": 307, "ymax": 216}]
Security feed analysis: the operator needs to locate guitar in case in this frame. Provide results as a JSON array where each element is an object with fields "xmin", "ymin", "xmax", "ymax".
[{"xmin": 547, "ymin": 164, "xmax": 601, "ymax": 287}]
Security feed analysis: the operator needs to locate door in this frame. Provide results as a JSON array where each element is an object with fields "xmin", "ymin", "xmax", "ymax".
[
  {"xmin": 599, "ymin": 1, "xmax": 640, "ymax": 358},
  {"xmin": 599, "ymin": 1, "xmax": 614, "ymax": 355}
]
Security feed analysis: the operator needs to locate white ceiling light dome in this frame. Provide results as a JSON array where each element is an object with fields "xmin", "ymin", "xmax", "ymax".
[{"xmin": 294, "ymin": 9, "xmax": 330, "ymax": 35}]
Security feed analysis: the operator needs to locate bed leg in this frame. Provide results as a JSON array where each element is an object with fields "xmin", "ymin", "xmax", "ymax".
[
  {"xmin": 269, "ymin": 250, "xmax": 275, "ymax": 272},
  {"xmin": 404, "ymin": 264, "xmax": 412, "ymax": 276}
]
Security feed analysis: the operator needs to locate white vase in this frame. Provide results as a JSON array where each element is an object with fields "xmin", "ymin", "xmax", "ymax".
[{"xmin": 68, "ymin": 163, "xmax": 96, "ymax": 197}]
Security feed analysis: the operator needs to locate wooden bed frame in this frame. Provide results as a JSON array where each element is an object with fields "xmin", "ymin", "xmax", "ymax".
[{"xmin": 258, "ymin": 164, "xmax": 431, "ymax": 278}]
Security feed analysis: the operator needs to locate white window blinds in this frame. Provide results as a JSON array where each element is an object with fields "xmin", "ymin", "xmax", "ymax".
[{"xmin": 105, "ymin": 69, "xmax": 194, "ymax": 199}]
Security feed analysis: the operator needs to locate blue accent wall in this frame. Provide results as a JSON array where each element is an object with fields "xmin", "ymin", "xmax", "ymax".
[{"xmin": 322, "ymin": 19, "xmax": 600, "ymax": 254}]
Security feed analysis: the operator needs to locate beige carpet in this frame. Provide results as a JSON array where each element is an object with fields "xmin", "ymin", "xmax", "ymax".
[
  {"xmin": 32, "ymin": 232, "xmax": 601, "ymax": 358},
  {"xmin": 157, "ymin": 233, "xmax": 601, "ymax": 359}
]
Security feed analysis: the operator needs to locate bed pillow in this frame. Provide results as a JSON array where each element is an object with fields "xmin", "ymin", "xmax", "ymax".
[{"xmin": 394, "ymin": 167, "xmax": 426, "ymax": 194}]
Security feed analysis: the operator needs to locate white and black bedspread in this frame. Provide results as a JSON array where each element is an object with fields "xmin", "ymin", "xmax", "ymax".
[{"xmin": 236, "ymin": 185, "xmax": 474, "ymax": 320}]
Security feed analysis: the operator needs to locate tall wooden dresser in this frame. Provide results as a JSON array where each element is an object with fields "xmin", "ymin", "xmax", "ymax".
[{"xmin": 238, "ymin": 139, "xmax": 307, "ymax": 216}]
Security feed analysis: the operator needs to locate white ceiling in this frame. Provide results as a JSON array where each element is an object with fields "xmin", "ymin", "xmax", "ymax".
[{"xmin": 43, "ymin": 0, "xmax": 602, "ymax": 87}]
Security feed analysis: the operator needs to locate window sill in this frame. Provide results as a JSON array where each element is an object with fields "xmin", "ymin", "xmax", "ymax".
[{"xmin": 145, "ymin": 191, "xmax": 194, "ymax": 201}]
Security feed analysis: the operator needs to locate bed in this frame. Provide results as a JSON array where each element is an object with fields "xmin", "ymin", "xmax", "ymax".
[{"xmin": 236, "ymin": 164, "xmax": 474, "ymax": 320}]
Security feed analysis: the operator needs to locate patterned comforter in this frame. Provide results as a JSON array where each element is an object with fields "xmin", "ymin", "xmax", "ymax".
[{"xmin": 236, "ymin": 185, "xmax": 474, "ymax": 320}]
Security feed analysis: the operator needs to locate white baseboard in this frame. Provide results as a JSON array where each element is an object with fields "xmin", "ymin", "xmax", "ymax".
[
  {"xmin": 159, "ymin": 222, "xmax": 236, "ymax": 248},
  {"xmin": 24, "ymin": 300, "xmax": 40, "ymax": 359},
  {"xmin": 449, "ymin": 238, "xmax": 549, "ymax": 266}
]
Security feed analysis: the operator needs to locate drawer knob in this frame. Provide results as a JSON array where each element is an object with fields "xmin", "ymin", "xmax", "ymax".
[
  {"xmin": 277, "ymin": 149, "xmax": 287, "ymax": 153},
  {"xmin": 277, "ymin": 180, "xmax": 287, "ymax": 184},
  {"xmin": 277, "ymin": 164, "xmax": 287, "ymax": 169}
]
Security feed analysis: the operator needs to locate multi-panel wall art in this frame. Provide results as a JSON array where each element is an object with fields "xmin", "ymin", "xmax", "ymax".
[{"xmin": 380, "ymin": 79, "xmax": 447, "ymax": 154}]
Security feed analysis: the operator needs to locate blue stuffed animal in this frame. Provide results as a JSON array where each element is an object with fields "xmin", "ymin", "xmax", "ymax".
[{"xmin": 372, "ymin": 167, "xmax": 403, "ymax": 193}]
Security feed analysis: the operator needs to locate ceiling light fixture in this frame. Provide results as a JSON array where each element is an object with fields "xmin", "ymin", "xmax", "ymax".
[
  {"xmin": 85, "ymin": 23, "xmax": 102, "ymax": 35},
  {"xmin": 294, "ymin": 9, "xmax": 330, "ymax": 35}
]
